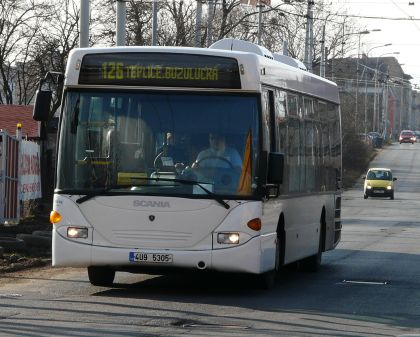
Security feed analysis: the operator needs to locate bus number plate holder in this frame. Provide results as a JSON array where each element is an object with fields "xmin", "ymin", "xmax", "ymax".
[{"xmin": 129, "ymin": 252, "xmax": 173, "ymax": 263}]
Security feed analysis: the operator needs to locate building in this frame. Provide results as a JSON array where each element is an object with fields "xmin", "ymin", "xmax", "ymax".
[
  {"xmin": 0, "ymin": 105, "xmax": 40, "ymax": 139},
  {"xmin": 323, "ymin": 55, "xmax": 417, "ymax": 141}
]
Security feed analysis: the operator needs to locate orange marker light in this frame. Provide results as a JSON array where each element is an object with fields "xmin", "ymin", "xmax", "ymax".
[
  {"xmin": 247, "ymin": 218, "xmax": 262, "ymax": 231},
  {"xmin": 50, "ymin": 210, "xmax": 62, "ymax": 224}
]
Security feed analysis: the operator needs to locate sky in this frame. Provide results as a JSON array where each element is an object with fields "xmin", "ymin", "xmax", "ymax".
[{"xmin": 330, "ymin": 0, "xmax": 420, "ymax": 88}]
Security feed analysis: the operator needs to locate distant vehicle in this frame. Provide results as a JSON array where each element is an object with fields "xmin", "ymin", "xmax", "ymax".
[
  {"xmin": 367, "ymin": 131, "xmax": 383, "ymax": 148},
  {"xmin": 363, "ymin": 168, "xmax": 396, "ymax": 200},
  {"xmin": 358, "ymin": 133, "xmax": 373, "ymax": 146},
  {"xmin": 414, "ymin": 131, "xmax": 420, "ymax": 142},
  {"xmin": 399, "ymin": 130, "xmax": 415, "ymax": 144}
]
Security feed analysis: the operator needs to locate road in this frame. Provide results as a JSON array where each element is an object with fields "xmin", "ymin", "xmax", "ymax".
[{"xmin": 1, "ymin": 142, "xmax": 420, "ymax": 337}]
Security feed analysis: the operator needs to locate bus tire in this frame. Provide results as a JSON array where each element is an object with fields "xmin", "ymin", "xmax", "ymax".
[
  {"xmin": 299, "ymin": 235, "xmax": 322, "ymax": 272},
  {"xmin": 88, "ymin": 266, "xmax": 115, "ymax": 286},
  {"xmin": 255, "ymin": 270, "xmax": 276, "ymax": 290}
]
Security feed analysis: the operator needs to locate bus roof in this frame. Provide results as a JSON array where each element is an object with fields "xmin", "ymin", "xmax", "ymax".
[{"xmin": 65, "ymin": 41, "xmax": 339, "ymax": 104}]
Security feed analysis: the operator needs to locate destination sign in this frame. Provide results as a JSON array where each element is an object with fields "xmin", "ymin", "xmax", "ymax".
[{"xmin": 79, "ymin": 53, "xmax": 241, "ymax": 89}]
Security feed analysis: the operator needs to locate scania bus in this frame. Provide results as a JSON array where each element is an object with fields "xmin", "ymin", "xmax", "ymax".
[{"xmin": 33, "ymin": 38, "xmax": 342, "ymax": 288}]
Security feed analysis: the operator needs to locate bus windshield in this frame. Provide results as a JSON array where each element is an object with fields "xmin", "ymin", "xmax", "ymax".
[{"xmin": 57, "ymin": 90, "xmax": 260, "ymax": 197}]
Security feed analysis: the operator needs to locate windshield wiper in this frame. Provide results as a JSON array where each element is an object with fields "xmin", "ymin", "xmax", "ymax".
[
  {"xmin": 170, "ymin": 178, "xmax": 230, "ymax": 209},
  {"xmin": 75, "ymin": 177, "xmax": 230, "ymax": 209}
]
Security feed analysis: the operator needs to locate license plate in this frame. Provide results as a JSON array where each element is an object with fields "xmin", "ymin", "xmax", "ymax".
[
  {"xmin": 374, "ymin": 190, "xmax": 384, "ymax": 193},
  {"xmin": 129, "ymin": 252, "xmax": 173, "ymax": 263}
]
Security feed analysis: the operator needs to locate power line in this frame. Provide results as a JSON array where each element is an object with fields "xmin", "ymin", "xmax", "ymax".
[{"xmin": 327, "ymin": 13, "xmax": 420, "ymax": 21}]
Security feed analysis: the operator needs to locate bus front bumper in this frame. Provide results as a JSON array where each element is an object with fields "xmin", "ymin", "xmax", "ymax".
[{"xmin": 52, "ymin": 232, "xmax": 276, "ymax": 275}]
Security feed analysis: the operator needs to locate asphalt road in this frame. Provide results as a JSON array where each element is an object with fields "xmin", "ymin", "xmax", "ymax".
[{"xmin": 1, "ymin": 142, "xmax": 420, "ymax": 337}]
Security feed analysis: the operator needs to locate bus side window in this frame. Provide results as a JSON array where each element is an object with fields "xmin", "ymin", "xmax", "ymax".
[
  {"xmin": 261, "ymin": 90, "xmax": 271, "ymax": 152},
  {"xmin": 274, "ymin": 89, "xmax": 287, "ymax": 154}
]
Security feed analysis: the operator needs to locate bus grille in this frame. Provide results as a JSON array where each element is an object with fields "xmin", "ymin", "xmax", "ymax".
[{"xmin": 111, "ymin": 230, "xmax": 193, "ymax": 243}]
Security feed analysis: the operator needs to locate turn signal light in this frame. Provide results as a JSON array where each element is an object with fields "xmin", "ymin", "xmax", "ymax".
[
  {"xmin": 50, "ymin": 210, "xmax": 62, "ymax": 224},
  {"xmin": 247, "ymin": 218, "xmax": 262, "ymax": 231}
]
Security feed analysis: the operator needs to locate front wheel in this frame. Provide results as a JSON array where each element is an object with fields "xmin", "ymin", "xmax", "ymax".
[
  {"xmin": 390, "ymin": 192, "xmax": 394, "ymax": 200},
  {"xmin": 364, "ymin": 194, "xmax": 368, "ymax": 199},
  {"xmin": 88, "ymin": 266, "xmax": 115, "ymax": 286},
  {"xmin": 254, "ymin": 270, "xmax": 276, "ymax": 289}
]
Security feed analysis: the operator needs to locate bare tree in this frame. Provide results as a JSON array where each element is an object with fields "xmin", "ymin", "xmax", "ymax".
[
  {"xmin": 29, "ymin": 0, "xmax": 80, "ymax": 117},
  {"xmin": 161, "ymin": 0, "xmax": 195, "ymax": 46},
  {"xmin": 0, "ymin": 0, "xmax": 45, "ymax": 104}
]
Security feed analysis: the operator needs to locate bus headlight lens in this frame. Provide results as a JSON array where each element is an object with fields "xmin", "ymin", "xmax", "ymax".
[
  {"xmin": 387, "ymin": 185, "xmax": 392, "ymax": 190},
  {"xmin": 217, "ymin": 232, "xmax": 239, "ymax": 244},
  {"xmin": 67, "ymin": 227, "xmax": 88, "ymax": 239},
  {"xmin": 366, "ymin": 185, "xmax": 372, "ymax": 189}
]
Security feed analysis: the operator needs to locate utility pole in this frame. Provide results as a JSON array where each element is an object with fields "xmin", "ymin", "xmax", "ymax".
[
  {"xmin": 195, "ymin": 0, "xmax": 203, "ymax": 47},
  {"xmin": 257, "ymin": 2, "xmax": 264, "ymax": 45},
  {"xmin": 80, "ymin": 0, "xmax": 90, "ymax": 47},
  {"xmin": 320, "ymin": 25, "xmax": 326, "ymax": 77},
  {"xmin": 152, "ymin": 0, "xmax": 158, "ymax": 46},
  {"xmin": 373, "ymin": 69, "xmax": 378, "ymax": 131},
  {"xmin": 207, "ymin": 0, "xmax": 215, "ymax": 47},
  {"xmin": 283, "ymin": 41, "xmax": 288, "ymax": 56},
  {"xmin": 303, "ymin": 0, "xmax": 314, "ymax": 72},
  {"xmin": 364, "ymin": 68, "xmax": 369, "ymax": 137},
  {"xmin": 383, "ymin": 75, "xmax": 389, "ymax": 139},
  {"xmin": 355, "ymin": 31, "xmax": 371, "ymax": 131},
  {"xmin": 116, "ymin": 0, "xmax": 126, "ymax": 46}
]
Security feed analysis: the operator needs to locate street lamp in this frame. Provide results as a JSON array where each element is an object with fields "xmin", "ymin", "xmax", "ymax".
[{"xmin": 365, "ymin": 43, "xmax": 392, "ymax": 57}]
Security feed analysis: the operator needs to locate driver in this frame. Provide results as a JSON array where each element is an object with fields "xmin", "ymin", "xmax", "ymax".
[{"xmin": 194, "ymin": 133, "xmax": 242, "ymax": 169}]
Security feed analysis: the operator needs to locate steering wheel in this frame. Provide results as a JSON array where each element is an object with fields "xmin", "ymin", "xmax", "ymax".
[{"xmin": 194, "ymin": 155, "xmax": 234, "ymax": 169}]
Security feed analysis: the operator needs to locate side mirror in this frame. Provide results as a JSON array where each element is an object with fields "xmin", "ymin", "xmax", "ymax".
[
  {"xmin": 33, "ymin": 89, "xmax": 52, "ymax": 122},
  {"xmin": 393, "ymin": 177, "xmax": 397, "ymax": 181},
  {"xmin": 362, "ymin": 176, "xmax": 366, "ymax": 180},
  {"xmin": 267, "ymin": 152, "xmax": 284, "ymax": 184}
]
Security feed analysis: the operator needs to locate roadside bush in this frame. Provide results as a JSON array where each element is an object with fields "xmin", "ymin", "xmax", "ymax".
[{"xmin": 342, "ymin": 131, "xmax": 375, "ymax": 188}]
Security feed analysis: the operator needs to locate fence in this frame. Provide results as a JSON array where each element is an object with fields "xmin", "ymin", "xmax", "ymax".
[{"xmin": 0, "ymin": 130, "xmax": 42, "ymax": 224}]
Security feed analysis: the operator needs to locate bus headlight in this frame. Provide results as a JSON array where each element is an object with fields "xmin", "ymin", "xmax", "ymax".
[
  {"xmin": 67, "ymin": 227, "xmax": 88, "ymax": 239},
  {"xmin": 366, "ymin": 185, "xmax": 372, "ymax": 189},
  {"xmin": 217, "ymin": 232, "xmax": 240, "ymax": 244}
]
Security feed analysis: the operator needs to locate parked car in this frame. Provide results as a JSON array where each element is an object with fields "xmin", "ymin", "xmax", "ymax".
[
  {"xmin": 367, "ymin": 131, "xmax": 383, "ymax": 148},
  {"xmin": 399, "ymin": 130, "xmax": 416, "ymax": 144},
  {"xmin": 358, "ymin": 133, "xmax": 373, "ymax": 146},
  {"xmin": 363, "ymin": 168, "xmax": 396, "ymax": 200}
]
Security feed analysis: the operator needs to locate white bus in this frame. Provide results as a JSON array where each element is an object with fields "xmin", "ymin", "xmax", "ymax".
[{"xmin": 33, "ymin": 39, "xmax": 342, "ymax": 288}]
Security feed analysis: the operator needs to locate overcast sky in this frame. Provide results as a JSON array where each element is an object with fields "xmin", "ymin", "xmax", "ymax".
[{"xmin": 331, "ymin": 0, "xmax": 420, "ymax": 87}]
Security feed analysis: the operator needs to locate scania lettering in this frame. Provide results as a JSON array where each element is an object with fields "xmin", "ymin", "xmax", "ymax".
[{"xmin": 133, "ymin": 200, "xmax": 170, "ymax": 208}]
